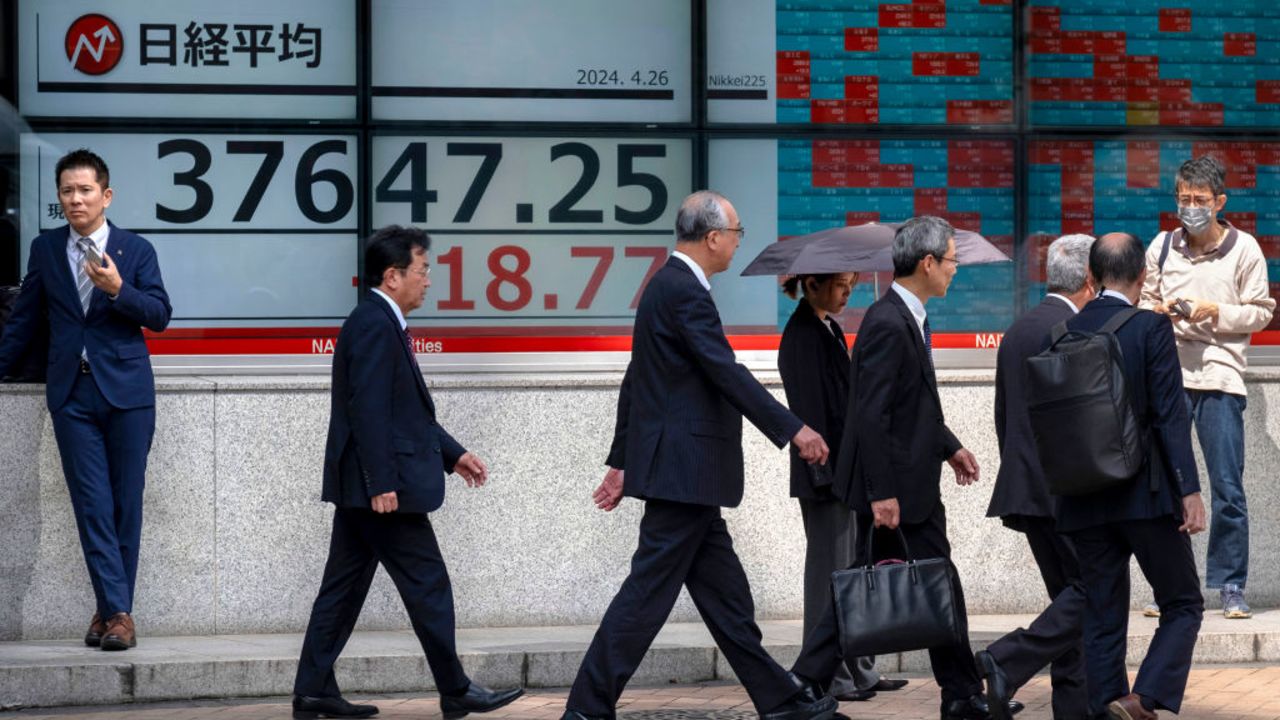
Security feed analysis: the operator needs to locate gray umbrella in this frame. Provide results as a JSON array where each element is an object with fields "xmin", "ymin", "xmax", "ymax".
[{"xmin": 739, "ymin": 222, "xmax": 1009, "ymax": 276}]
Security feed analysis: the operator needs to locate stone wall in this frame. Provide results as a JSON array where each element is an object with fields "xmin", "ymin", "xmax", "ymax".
[{"xmin": 2, "ymin": 370, "xmax": 1278, "ymax": 640}]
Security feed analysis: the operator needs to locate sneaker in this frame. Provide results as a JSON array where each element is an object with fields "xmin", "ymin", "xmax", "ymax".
[
  {"xmin": 1141, "ymin": 603, "xmax": 1160, "ymax": 618},
  {"xmin": 1222, "ymin": 585, "xmax": 1252, "ymax": 619}
]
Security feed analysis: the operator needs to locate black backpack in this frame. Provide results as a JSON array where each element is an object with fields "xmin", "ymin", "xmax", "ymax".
[
  {"xmin": 1024, "ymin": 307, "xmax": 1148, "ymax": 496},
  {"xmin": 0, "ymin": 285, "xmax": 49, "ymax": 383}
]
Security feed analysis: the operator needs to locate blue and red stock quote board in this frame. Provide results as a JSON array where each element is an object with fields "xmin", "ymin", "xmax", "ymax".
[
  {"xmin": 778, "ymin": 138, "xmax": 1015, "ymax": 332},
  {"xmin": 1028, "ymin": 139, "xmax": 1280, "ymax": 329},
  {"xmin": 776, "ymin": 0, "xmax": 1014, "ymax": 125},
  {"xmin": 1029, "ymin": 1, "xmax": 1280, "ymax": 127}
]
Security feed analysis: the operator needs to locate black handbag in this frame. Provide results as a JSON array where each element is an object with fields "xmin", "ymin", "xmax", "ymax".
[{"xmin": 830, "ymin": 525, "xmax": 968, "ymax": 658}]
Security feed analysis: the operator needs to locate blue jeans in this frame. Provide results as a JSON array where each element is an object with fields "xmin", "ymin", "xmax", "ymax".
[{"xmin": 1185, "ymin": 390, "xmax": 1248, "ymax": 589}]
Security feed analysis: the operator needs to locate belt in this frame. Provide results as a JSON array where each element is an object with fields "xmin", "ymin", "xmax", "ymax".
[{"xmin": 78, "ymin": 359, "xmax": 92, "ymax": 374}]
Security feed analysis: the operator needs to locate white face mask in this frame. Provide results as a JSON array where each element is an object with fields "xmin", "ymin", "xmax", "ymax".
[{"xmin": 1177, "ymin": 205, "xmax": 1213, "ymax": 233}]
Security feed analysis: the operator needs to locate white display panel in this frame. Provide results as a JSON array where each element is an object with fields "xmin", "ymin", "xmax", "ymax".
[
  {"xmin": 706, "ymin": 0, "xmax": 778, "ymax": 124},
  {"xmin": 18, "ymin": 0, "xmax": 356, "ymax": 119},
  {"xmin": 706, "ymin": 139, "xmax": 782, "ymax": 329},
  {"xmin": 371, "ymin": 136, "xmax": 692, "ymax": 330},
  {"xmin": 22, "ymin": 133, "xmax": 359, "ymax": 322},
  {"xmin": 371, "ymin": 0, "xmax": 692, "ymax": 123}
]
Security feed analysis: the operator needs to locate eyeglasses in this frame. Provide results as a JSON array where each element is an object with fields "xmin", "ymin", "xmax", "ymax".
[
  {"xmin": 937, "ymin": 254, "xmax": 959, "ymax": 266},
  {"xmin": 403, "ymin": 265, "xmax": 431, "ymax": 278},
  {"xmin": 1175, "ymin": 194, "xmax": 1218, "ymax": 208},
  {"xmin": 714, "ymin": 226, "xmax": 746, "ymax": 239}
]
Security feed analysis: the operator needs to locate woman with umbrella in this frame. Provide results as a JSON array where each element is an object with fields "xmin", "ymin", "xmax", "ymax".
[{"xmin": 777, "ymin": 271, "xmax": 908, "ymax": 703}]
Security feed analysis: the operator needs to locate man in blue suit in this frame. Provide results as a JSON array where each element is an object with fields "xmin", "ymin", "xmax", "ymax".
[
  {"xmin": 0, "ymin": 149, "xmax": 171, "ymax": 651},
  {"xmin": 562, "ymin": 191, "xmax": 837, "ymax": 720},
  {"xmin": 292, "ymin": 226, "xmax": 523, "ymax": 720},
  {"xmin": 1055, "ymin": 232, "xmax": 1206, "ymax": 720}
]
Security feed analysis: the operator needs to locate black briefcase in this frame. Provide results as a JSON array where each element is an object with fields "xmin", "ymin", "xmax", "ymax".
[{"xmin": 830, "ymin": 526, "xmax": 967, "ymax": 658}]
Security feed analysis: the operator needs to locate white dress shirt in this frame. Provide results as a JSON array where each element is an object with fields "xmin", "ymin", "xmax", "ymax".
[
  {"xmin": 671, "ymin": 250, "xmax": 711, "ymax": 291},
  {"xmin": 371, "ymin": 288, "xmax": 407, "ymax": 330},
  {"xmin": 890, "ymin": 281, "xmax": 928, "ymax": 343},
  {"xmin": 1101, "ymin": 289, "xmax": 1132, "ymax": 306},
  {"xmin": 67, "ymin": 221, "xmax": 110, "ymax": 286}
]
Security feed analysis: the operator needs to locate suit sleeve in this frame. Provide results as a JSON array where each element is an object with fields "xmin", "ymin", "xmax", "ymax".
[
  {"xmin": 778, "ymin": 326, "xmax": 829, "ymax": 439},
  {"xmin": 0, "ymin": 254, "xmax": 47, "ymax": 378},
  {"xmin": 344, "ymin": 319, "xmax": 399, "ymax": 497},
  {"xmin": 1145, "ymin": 316, "xmax": 1201, "ymax": 497},
  {"xmin": 674, "ymin": 286, "xmax": 803, "ymax": 448},
  {"xmin": 849, "ymin": 317, "xmax": 906, "ymax": 502},
  {"xmin": 109, "ymin": 241, "xmax": 172, "ymax": 332},
  {"xmin": 605, "ymin": 361, "xmax": 633, "ymax": 469},
  {"xmin": 437, "ymin": 425, "xmax": 466, "ymax": 474},
  {"xmin": 993, "ymin": 346, "xmax": 1008, "ymax": 453}
]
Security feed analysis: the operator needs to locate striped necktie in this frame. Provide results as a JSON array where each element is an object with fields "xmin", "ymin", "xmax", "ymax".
[
  {"xmin": 923, "ymin": 317, "xmax": 934, "ymax": 371},
  {"xmin": 75, "ymin": 238, "xmax": 95, "ymax": 315}
]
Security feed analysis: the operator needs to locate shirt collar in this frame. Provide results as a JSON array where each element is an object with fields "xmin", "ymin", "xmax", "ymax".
[
  {"xmin": 1100, "ymin": 289, "xmax": 1133, "ymax": 305},
  {"xmin": 671, "ymin": 250, "xmax": 711, "ymax": 291},
  {"xmin": 1045, "ymin": 293, "xmax": 1079, "ymax": 313},
  {"xmin": 370, "ymin": 287, "xmax": 407, "ymax": 330},
  {"xmin": 69, "ymin": 221, "xmax": 109, "ymax": 251},
  {"xmin": 890, "ymin": 281, "xmax": 928, "ymax": 326}
]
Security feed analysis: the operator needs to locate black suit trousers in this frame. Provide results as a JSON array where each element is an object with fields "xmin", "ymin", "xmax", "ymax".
[
  {"xmin": 567, "ymin": 500, "xmax": 794, "ymax": 717},
  {"xmin": 1070, "ymin": 516, "xmax": 1203, "ymax": 715},
  {"xmin": 986, "ymin": 516, "xmax": 1089, "ymax": 719},
  {"xmin": 793, "ymin": 503, "xmax": 981, "ymax": 703},
  {"xmin": 294, "ymin": 509, "xmax": 469, "ymax": 698}
]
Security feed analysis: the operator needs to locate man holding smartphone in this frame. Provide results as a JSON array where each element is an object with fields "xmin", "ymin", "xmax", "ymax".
[
  {"xmin": 1141, "ymin": 155, "xmax": 1275, "ymax": 620},
  {"xmin": 0, "ymin": 148, "xmax": 171, "ymax": 650}
]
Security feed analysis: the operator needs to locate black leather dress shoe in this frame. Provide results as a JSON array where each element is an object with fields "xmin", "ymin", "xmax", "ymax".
[
  {"xmin": 976, "ymin": 651, "xmax": 1013, "ymax": 720},
  {"xmin": 941, "ymin": 693, "xmax": 1024, "ymax": 720},
  {"xmin": 872, "ymin": 677, "xmax": 909, "ymax": 691},
  {"xmin": 761, "ymin": 693, "xmax": 838, "ymax": 720},
  {"xmin": 559, "ymin": 711, "xmax": 608, "ymax": 720},
  {"xmin": 440, "ymin": 682, "xmax": 524, "ymax": 719},
  {"xmin": 292, "ymin": 695, "xmax": 378, "ymax": 719},
  {"xmin": 833, "ymin": 688, "xmax": 876, "ymax": 701}
]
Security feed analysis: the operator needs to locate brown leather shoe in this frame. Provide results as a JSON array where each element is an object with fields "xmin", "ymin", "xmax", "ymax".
[
  {"xmin": 100, "ymin": 612, "xmax": 136, "ymax": 651},
  {"xmin": 84, "ymin": 613, "xmax": 107, "ymax": 647},
  {"xmin": 1107, "ymin": 693, "xmax": 1157, "ymax": 720}
]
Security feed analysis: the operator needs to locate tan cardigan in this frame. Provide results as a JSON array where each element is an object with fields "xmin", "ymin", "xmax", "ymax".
[{"xmin": 1140, "ymin": 224, "xmax": 1275, "ymax": 396}]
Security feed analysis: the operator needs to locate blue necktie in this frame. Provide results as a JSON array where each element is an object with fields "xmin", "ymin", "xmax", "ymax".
[
  {"xmin": 923, "ymin": 317, "xmax": 934, "ymax": 371},
  {"xmin": 403, "ymin": 327, "xmax": 415, "ymax": 357}
]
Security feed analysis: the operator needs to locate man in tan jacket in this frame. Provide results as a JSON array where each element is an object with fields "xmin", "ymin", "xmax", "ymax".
[{"xmin": 1140, "ymin": 155, "xmax": 1275, "ymax": 619}]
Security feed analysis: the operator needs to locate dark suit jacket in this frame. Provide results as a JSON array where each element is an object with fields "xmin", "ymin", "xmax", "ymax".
[
  {"xmin": 986, "ymin": 295, "xmax": 1076, "ymax": 523},
  {"xmin": 0, "ymin": 222, "xmax": 171, "ymax": 411},
  {"xmin": 832, "ymin": 288, "xmax": 962, "ymax": 524},
  {"xmin": 607, "ymin": 257, "xmax": 803, "ymax": 508},
  {"xmin": 322, "ymin": 294, "xmax": 466, "ymax": 514},
  {"xmin": 1053, "ymin": 296, "xmax": 1201, "ymax": 533},
  {"xmin": 778, "ymin": 298, "xmax": 850, "ymax": 499}
]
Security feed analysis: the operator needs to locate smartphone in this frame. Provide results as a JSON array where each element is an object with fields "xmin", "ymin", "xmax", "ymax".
[
  {"xmin": 1170, "ymin": 298, "xmax": 1192, "ymax": 318},
  {"xmin": 82, "ymin": 243, "xmax": 105, "ymax": 268}
]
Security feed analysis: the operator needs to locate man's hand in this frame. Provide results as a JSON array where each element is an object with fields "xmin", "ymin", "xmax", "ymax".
[
  {"xmin": 1187, "ymin": 299, "xmax": 1219, "ymax": 324},
  {"xmin": 948, "ymin": 448, "xmax": 980, "ymax": 486},
  {"xmin": 84, "ymin": 252, "xmax": 123, "ymax": 297},
  {"xmin": 791, "ymin": 425, "xmax": 829, "ymax": 465},
  {"xmin": 1179, "ymin": 493, "xmax": 1207, "ymax": 534},
  {"xmin": 371, "ymin": 491, "xmax": 398, "ymax": 514},
  {"xmin": 871, "ymin": 498, "xmax": 900, "ymax": 529},
  {"xmin": 454, "ymin": 452, "xmax": 488, "ymax": 487},
  {"xmin": 593, "ymin": 467, "xmax": 624, "ymax": 511}
]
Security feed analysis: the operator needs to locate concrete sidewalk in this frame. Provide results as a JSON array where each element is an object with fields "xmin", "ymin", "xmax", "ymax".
[{"xmin": 2, "ymin": 612, "xmax": 1278, "ymax": 710}]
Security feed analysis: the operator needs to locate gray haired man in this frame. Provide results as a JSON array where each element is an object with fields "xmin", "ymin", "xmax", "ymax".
[
  {"xmin": 975, "ymin": 234, "xmax": 1096, "ymax": 720},
  {"xmin": 1140, "ymin": 155, "xmax": 1274, "ymax": 619}
]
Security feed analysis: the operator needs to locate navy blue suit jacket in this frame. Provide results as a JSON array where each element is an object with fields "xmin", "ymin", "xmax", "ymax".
[
  {"xmin": 607, "ymin": 257, "xmax": 803, "ymax": 508},
  {"xmin": 1053, "ymin": 296, "xmax": 1201, "ymax": 533},
  {"xmin": 832, "ymin": 289, "xmax": 962, "ymax": 524},
  {"xmin": 0, "ymin": 222, "xmax": 171, "ymax": 411},
  {"xmin": 987, "ymin": 295, "xmax": 1076, "ymax": 522},
  {"xmin": 778, "ymin": 298, "xmax": 850, "ymax": 499},
  {"xmin": 322, "ymin": 294, "xmax": 466, "ymax": 514}
]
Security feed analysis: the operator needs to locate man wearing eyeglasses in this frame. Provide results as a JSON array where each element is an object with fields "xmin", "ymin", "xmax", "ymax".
[{"xmin": 1140, "ymin": 155, "xmax": 1275, "ymax": 621}]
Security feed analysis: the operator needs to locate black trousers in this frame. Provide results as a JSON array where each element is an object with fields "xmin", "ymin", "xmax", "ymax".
[
  {"xmin": 792, "ymin": 503, "xmax": 982, "ymax": 703},
  {"xmin": 986, "ymin": 516, "xmax": 1089, "ymax": 720},
  {"xmin": 1071, "ymin": 516, "xmax": 1203, "ymax": 716},
  {"xmin": 797, "ymin": 497, "xmax": 880, "ymax": 694},
  {"xmin": 294, "ymin": 508, "xmax": 469, "ymax": 698},
  {"xmin": 566, "ymin": 500, "xmax": 795, "ymax": 718}
]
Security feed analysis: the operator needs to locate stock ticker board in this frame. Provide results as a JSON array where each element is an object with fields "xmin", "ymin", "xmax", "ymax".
[
  {"xmin": 1028, "ymin": 1, "xmax": 1280, "ymax": 127},
  {"xmin": 777, "ymin": 139, "xmax": 1015, "ymax": 331},
  {"xmin": 1027, "ymin": 139, "xmax": 1280, "ymax": 327},
  {"xmin": 775, "ymin": 0, "xmax": 1015, "ymax": 125}
]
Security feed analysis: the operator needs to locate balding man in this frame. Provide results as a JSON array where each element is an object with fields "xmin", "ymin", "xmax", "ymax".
[
  {"xmin": 1055, "ymin": 233, "xmax": 1205, "ymax": 720},
  {"xmin": 561, "ymin": 191, "xmax": 836, "ymax": 720}
]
